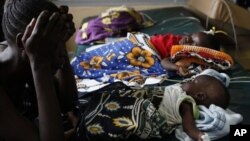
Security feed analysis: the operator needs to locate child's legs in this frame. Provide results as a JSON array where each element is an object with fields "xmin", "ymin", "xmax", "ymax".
[{"xmin": 77, "ymin": 85, "xmax": 168, "ymax": 140}]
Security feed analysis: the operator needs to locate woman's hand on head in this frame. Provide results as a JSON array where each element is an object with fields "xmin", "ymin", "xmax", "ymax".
[
  {"xmin": 19, "ymin": 10, "xmax": 66, "ymax": 65},
  {"xmin": 59, "ymin": 5, "xmax": 76, "ymax": 41},
  {"xmin": 47, "ymin": 6, "xmax": 76, "ymax": 72}
]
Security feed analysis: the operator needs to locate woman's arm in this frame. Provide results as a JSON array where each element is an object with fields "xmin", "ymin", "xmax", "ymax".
[
  {"xmin": 54, "ymin": 5, "xmax": 77, "ymax": 113},
  {"xmin": 180, "ymin": 102, "xmax": 204, "ymax": 141},
  {"xmin": 54, "ymin": 6, "xmax": 79, "ymax": 129},
  {"xmin": 55, "ymin": 6, "xmax": 78, "ymax": 112},
  {"xmin": 20, "ymin": 11, "xmax": 66, "ymax": 141},
  {"xmin": 55, "ymin": 50, "xmax": 78, "ymax": 112},
  {"xmin": 30, "ymin": 62, "xmax": 64, "ymax": 141},
  {"xmin": 54, "ymin": 44, "xmax": 79, "ymax": 129}
]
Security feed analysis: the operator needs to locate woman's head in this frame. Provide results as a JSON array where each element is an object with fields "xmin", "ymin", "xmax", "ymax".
[
  {"xmin": 2, "ymin": 0, "xmax": 59, "ymax": 45},
  {"xmin": 1, "ymin": 0, "xmax": 63, "ymax": 75},
  {"xmin": 0, "ymin": 0, "xmax": 5, "ymax": 41},
  {"xmin": 182, "ymin": 75, "xmax": 230, "ymax": 109},
  {"xmin": 179, "ymin": 32, "xmax": 220, "ymax": 50}
]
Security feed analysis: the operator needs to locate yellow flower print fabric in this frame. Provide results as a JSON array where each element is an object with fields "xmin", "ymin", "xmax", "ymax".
[
  {"xmin": 126, "ymin": 47, "xmax": 155, "ymax": 68},
  {"xmin": 71, "ymin": 38, "xmax": 175, "ymax": 84}
]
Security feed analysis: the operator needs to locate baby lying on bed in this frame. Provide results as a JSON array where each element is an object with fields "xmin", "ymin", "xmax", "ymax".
[
  {"xmin": 76, "ymin": 69, "xmax": 230, "ymax": 141},
  {"xmin": 149, "ymin": 31, "xmax": 233, "ymax": 77}
]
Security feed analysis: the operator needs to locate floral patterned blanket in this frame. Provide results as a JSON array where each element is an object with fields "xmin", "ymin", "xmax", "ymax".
[{"xmin": 71, "ymin": 33, "xmax": 174, "ymax": 93}]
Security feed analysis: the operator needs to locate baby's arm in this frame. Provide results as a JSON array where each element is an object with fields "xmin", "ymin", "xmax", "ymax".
[
  {"xmin": 161, "ymin": 58, "xmax": 179, "ymax": 71},
  {"xmin": 180, "ymin": 102, "xmax": 205, "ymax": 141},
  {"xmin": 161, "ymin": 58, "xmax": 189, "ymax": 76}
]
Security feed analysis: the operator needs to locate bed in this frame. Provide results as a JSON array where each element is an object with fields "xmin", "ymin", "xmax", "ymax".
[{"xmin": 72, "ymin": 6, "xmax": 250, "ymax": 141}]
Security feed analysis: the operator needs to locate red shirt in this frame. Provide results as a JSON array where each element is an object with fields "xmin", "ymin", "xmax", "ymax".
[{"xmin": 150, "ymin": 33, "xmax": 182, "ymax": 59}]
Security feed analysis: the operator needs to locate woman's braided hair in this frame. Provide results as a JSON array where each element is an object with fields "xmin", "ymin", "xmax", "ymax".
[
  {"xmin": 2, "ymin": 0, "xmax": 59, "ymax": 43},
  {"xmin": 0, "ymin": 0, "xmax": 5, "ymax": 41}
]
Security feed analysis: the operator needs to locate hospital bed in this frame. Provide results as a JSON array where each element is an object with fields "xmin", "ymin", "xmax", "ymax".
[{"xmin": 72, "ymin": 6, "xmax": 250, "ymax": 141}]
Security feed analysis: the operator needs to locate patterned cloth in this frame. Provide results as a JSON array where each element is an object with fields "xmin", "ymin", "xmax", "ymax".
[
  {"xmin": 72, "ymin": 33, "xmax": 174, "ymax": 86},
  {"xmin": 171, "ymin": 45, "xmax": 234, "ymax": 71},
  {"xmin": 76, "ymin": 83, "xmax": 198, "ymax": 141},
  {"xmin": 75, "ymin": 6, "xmax": 154, "ymax": 45}
]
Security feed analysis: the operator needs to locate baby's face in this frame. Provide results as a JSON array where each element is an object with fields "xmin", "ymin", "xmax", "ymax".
[{"xmin": 188, "ymin": 75, "xmax": 226, "ymax": 107}]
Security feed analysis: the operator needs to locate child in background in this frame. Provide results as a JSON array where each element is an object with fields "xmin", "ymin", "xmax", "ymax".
[
  {"xmin": 150, "ymin": 31, "xmax": 224, "ymax": 76},
  {"xmin": 150, "ymin": 31, "xmax": 220, "ymax": 60}
]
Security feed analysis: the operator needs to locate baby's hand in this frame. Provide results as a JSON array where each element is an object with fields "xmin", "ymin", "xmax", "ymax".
[
  {"xmin": 197, "ymin": 132, "xmax": 210, "ymax": 141},
  {"xmin": 177, "ymin": 66, "xmax": 189, "ymax": 77}
]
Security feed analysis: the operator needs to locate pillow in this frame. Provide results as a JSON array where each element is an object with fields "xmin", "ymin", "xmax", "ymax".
[{"xmin": 170, "ymin": 45, "xmax": 234, "ymax": 70}]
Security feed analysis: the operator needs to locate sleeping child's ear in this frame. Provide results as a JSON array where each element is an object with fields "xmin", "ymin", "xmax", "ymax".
[{"xmin": 194, "ymin": 92, "xmax": 207, "ymax": 103}]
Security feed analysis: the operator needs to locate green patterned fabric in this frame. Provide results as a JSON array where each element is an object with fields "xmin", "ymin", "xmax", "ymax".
[{"xmin": 77, "ymin": 83, "xmax": 188, "ymax": 140}]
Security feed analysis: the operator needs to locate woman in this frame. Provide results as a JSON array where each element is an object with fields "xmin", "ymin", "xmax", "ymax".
[{"xmin": 0, "ymin": 0, "xmax": 77, "ymax": 140}]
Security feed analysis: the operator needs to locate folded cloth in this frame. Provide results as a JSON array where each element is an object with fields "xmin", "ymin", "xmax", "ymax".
[
  {"xmin": 182, "ymin": 69, "xmax": 230, "ymax": 88},
  {"xmin": 198, "ymin": 69, "xmax": 230, "ymax": 87},
  {"xmin": 175, "ymin": 104, "xmax": 243, "ymax": 141},
  {"xmin": 175, "ymin": 130, "xmax": 211, "ymax": 141},
  {"xmin": 171, "ymin": 45, "xmax": 234, "ymax": 71}
]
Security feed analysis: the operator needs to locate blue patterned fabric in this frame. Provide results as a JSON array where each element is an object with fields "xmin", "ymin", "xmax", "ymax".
[{"xmin": 71, "ymin": 39, "xmax": 173, "ymax": 83}]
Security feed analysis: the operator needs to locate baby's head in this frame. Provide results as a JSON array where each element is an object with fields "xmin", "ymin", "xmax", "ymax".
[
  {"xmin": 182, "ymin": 75, "xmax": 230, "ymax": 109},
  {"xmin": 179, "ymin": 32, "xmax": 220, "ymax": 50}
]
